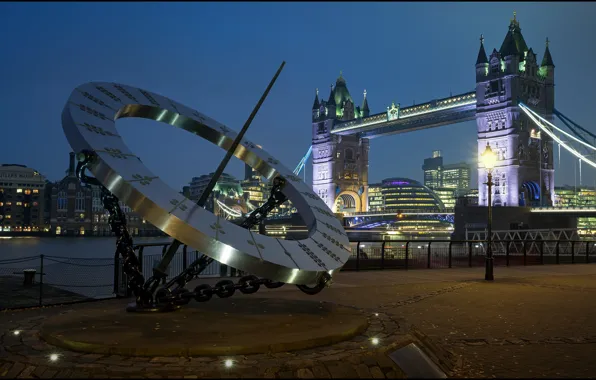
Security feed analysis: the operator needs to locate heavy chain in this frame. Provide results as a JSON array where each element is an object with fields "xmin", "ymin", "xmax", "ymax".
[
  {"xmin": 75, "ymin": 151, "xmax": 153, "ymax": 307},
  {"xmin": 75, "ymin": 153, "xmax": 331, "ymax": 309}
]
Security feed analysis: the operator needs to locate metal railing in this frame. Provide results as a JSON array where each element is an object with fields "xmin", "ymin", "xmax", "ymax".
[{"xmin": 2, "ymin": 239, "xmax": 595, "ymax": 310}]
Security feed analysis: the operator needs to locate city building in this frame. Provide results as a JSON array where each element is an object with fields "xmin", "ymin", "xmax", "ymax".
[
  {"xmin": 49, "ymin": 153, "xmax": 163, "ymax": 237},
  {"xmin": 49, "ymin": 153, "xmax": 93, "ymax": 236},
  {"xmin": 189, "ymin": 172, "xmax": 248, "ymax": 218},
  {"xmin": 422, "ymin": 150, "xmax": 443, "ymax": 189},
  {"xmin": 0, "ymin": 164, "xmax": 48, "ymax": 233},
  {"xmin": 381, "ymin": 177, "xmax": 445, "ymax": 212},
  {"xmin": 368, "ymin": 183, "xmax": 384, "ymax": 212},
  {"xmin": 422, "ymin": 150, "xmax": 471, "ymax": 190}
]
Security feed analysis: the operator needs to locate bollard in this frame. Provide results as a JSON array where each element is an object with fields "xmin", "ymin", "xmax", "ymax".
[
  {"xmin": 39, "ymin": 254, "xmax": 44, "ymax": 306},
  {"xmin": 183, "ymin": 245, "xmax": 188, "ymax": 270},
  {"xmin": 356, "ymin": 242, "xmax": 360, "ymax": 272}
]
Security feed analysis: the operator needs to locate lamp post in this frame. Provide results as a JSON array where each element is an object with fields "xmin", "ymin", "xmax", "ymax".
[{"xmin": 481, "ymin": 143, "xmax": 497, "ymax": 281}]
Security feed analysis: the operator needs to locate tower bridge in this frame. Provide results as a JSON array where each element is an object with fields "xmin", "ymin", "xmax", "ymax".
[{"xmin": 311, "ymin": 13, "xmax": 558, "ymax": 213}]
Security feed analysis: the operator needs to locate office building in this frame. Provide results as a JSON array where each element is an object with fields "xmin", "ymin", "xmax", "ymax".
[
  {"xmin": 0, "ymin": 164, "xmax": 48, "ymax": 233},
  {"xmin": 422, "ymin": 151, "xmax": 471, "ymax": 190}
]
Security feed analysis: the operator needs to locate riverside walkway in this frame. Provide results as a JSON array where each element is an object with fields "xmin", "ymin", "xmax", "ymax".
[{"xmin": 1, "ymin": 264, "xmax": 596, "ymax": 378}]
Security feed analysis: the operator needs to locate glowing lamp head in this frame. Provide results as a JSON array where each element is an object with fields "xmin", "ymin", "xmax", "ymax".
[
  {"xmin": 224, "ymin": 359, "xmax": 233, "ymax": 368},
  {"xmin": 49, "ymin": 353, "xmax": 59, "ymax": 362},
  {"xmin": 481, "ymin": 143, "xmax": 497, "ymax": 170},
  {"xmin": 371, "ymin": 337, "xmax": 380, "ymax": 345}
]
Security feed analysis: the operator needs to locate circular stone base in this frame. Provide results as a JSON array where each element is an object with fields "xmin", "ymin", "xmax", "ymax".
[{"xmin": 40, "ymin": 298, "xmax": 369, "ymax": 357}]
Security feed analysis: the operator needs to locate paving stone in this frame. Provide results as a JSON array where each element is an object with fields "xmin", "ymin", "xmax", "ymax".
[
  {"xmin": 317, "ymin": 353, "xmax": 350, "ymax": 362},
  {"xmin": 296, "ymin": 368, "xmax": 315, "ymax": 379},
  {"xmin": 375, "ymin": 354, "xmax": 396, "ymax": 370},
  {"xmin": 286, "ymin": 359, "xmax": 315, "ymax": 369},
  {"xmin": 39, "ymin": 368, "xmax": 58, "ymax": 379},
  {"xmin": 278, "ymin": 370, "xmax": 295, "ymax": 378},
  {"xmin": 4, "ymin": 363, "xmax": 26, "ymax": 378},
  {"xmin": 15, "ymin": 365, "xmax": 36, "ymax": 379},
  {"xmin": 311, "ymin": 365, "xmax": 331, "ymax": 379},
  {"xmin": 370, "ymin": 365, "xmax": 385, "ymax": 379},
  {"xmin": 149, "ymin": 357, "xmax": 180, "ymax": 363},
  {"xmin": 54, "ymin": 369, "xmax": 73, "ymax": 378},
  {"xmin": 354, "ymin": 363, "xmax": 372, "ymax": 378},
  {"xmin": 325, "ymin": 362, "xmax": 359, "ymax": 378}
]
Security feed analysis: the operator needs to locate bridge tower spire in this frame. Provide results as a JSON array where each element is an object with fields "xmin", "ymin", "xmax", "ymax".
[
  {"xmin": 475, "ymin": 14, "xmax": 555, "ymax": 208},
  {"xmin": 311, "ymin": 73, "xmax": 370, "ymax": 213}
]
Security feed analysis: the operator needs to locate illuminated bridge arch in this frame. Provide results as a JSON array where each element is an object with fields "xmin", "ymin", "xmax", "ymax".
[{"xmin": 333, "ymin": 190, "xmax": 362, "ymax": 213}]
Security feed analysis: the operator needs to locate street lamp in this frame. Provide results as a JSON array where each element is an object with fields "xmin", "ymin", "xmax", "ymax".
[{"xmin": 481, "ymin": 143, "xmax": 497, "ymax": 281}]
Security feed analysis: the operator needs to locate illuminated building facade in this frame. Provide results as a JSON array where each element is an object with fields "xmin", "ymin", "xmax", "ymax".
[
  {"xmin": 0, "ymin": 164, "xmax": 47, "ymax": 233},
  {"xmin": 381, "ymin": 178, "xmax": 445, "ymax": 212},
  {"xmin": 476, "ymin": 15, "xmax": 555, "ymax": 207},
  {"xmin": 422, "ymin": 150, "xmax": 471, "ymax": 191},
  {"xmin": 312, "ymin": 73, "xmax": 370, "ymax": 213},
  {"xmin": 368, "ymin": 184, "xmax": 384, "ymax": 211}
]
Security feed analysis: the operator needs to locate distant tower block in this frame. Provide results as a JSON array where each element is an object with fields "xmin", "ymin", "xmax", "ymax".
[
  {"xmin": 475, "ymin": 13, "xmax": 555, "ymax": 207},
  {"xmin": 311, "ymin": 73, "xmax": 369, "ymax": 213}
]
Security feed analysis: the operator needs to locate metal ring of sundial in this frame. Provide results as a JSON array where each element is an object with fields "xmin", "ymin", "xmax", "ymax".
[{"xmin": 61, "ymin": 82, "xmax": 351, "ymax": 285}]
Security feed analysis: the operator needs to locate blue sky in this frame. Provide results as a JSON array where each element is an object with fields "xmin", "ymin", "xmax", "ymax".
[{"xmin": 2, "ymin": 2, "xmax": 596, "ymax": 189}]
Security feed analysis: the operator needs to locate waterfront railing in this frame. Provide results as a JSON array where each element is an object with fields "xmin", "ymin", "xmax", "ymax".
[{"xmin": 1, "ymin": 239, "xmax": 595, "ymax": 310}]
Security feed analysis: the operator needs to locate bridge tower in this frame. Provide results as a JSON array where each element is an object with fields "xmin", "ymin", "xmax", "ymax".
[
  {"xmin": 475, "ymin": 13, "xmax": 555, "ymax": 207},
  {"xmin": 311, "ymin": 73, "xmax": 370, "ymax": 213}
]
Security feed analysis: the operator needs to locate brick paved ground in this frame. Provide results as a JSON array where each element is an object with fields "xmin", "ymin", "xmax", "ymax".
[{"xmin": 1, "ymin": 265, "xmax": 596, "ymax": 378}]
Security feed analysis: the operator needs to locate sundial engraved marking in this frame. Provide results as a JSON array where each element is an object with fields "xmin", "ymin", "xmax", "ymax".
[
  {"xmin": 74, "ymin": 103, "xmax": 109, "ymax": 121},
  {"xmin": 96, "ymin": 86, "xmax": 123, "ymax": 103},
  {"xmin": 320, "ymin": 232, "xmax": 350, "ymax": 255},
  {"xmin": 96, "ymin": 148, "xmax": 131, "ymax": 159},
  {"xmin": 192, "ymin": 111, "xmax": 206, "ymax": 123},
  {"xmin": 243, "ymin": 140, "xmax": 256, "ymax": 149},
  {"xmin": 219, "ymin": 125, "xmax": 230, "ymax": 134},
  {"xmin": 79, "ymin": 123, "xmax": 119, "ymax": 137},
  {"xmin": 285, "ymin": 174, "xmax": 302, "ymax": 183},
  {"xmin": 313, "ymin": 205, "xmax": 335, "ymax": 218},
  {"xmin": 267, "ymin": 158, "xmax": 279, "ymax": 165},
  {"xmin": 301, "ymin": 191, "xmax": 321, "ymax": 201},
  {"xmin": 311, "ymin": 237, "xmax": 343, "ymax": 264},
  {"xmin": 130, "ymin": 174, "xmax": 157, "ymax": 186},
  {"xmin": 113, "ymin": 84, "xmax": 139, "ymax": 103},
  {"xmin": 320, "ymin": 220, "xmax": 347, "ymax": 237},
  {"xmin": 79, "ymin": 90, "xmax": 115, "ymax": 110},
  {"xmin": 169, "ymin": 198, "xmax": 188, "ymax": 212},
  {"xmin": 139, "ymin": 89, "xmax": 160, "ymax": 107},
  {"xmin": 297, "ymin": 241, "xmax": 327, "ymax": 270}
]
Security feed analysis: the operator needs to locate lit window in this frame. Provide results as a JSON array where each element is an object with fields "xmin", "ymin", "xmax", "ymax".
[
  {"xmin": 33, "ymin": 202, "xmax": 38, "ymax": 207},
  {"xmin": 6, "ymin": 202, "xmax": 11, "ymax": 206},
  {"xmin": 16, "ymin": 202, "xmax": 22, "ymax": 206},
  {"xmin": 24, "ymin": 190, "xmax": 31, "ymax": 195},
  {"xmin": 33, "ymin": 189, "xmax": 39, "ymax": 194},
  {"xmin": 16, "ymin": 189, "xmax": 22, "ymax": 193},
  {"xmin": 5, "ymin": 215, "xmax": 10, "ymax": 219}
]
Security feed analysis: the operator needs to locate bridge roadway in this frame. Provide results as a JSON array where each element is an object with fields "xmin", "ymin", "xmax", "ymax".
[
  {"xmin": 343, "ymin": 207, "xmax": 596, "ymax": 227},
  {"xmin": 331, "ymin": 91, "xmax": 476, "ymax": 138}
]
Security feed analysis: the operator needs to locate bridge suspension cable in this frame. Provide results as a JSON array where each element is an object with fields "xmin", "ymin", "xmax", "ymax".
[{"xmin": 519, "ymin": 103, "xmax": 596, "ymax": 171}]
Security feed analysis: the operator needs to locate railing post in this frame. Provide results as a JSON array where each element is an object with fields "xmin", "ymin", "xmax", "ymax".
[
  {"xmin": 540, "ymin": 240, "xmax": 544, "ymax": 265},
  {"xmin": 586, "ymin": 241, "xmax": 590, "ymax": 264},
  {"xmin": 381, "ymin": 241, "xmax": 386, "ymax": 270},
  {"xmin": 523, "ymin": 241, "xmax": 527, "ymax": 266},
  {"xmin": 427, "ymin": 242, "xmax": 432, "ymax": 269},
  {"xmin": 113, "ymin": 248, "xmax": 120, "ymax": 295},
  {"xmin": 468, "ymin": 241, "xmax": 472, "ymax": 268},
  {"xmin": 571, "ymin": 241, "xmax": 575, "ymax": 264},
  {"xmin": 138, "ymin": 246, "xmax": 144, "ymax": 272},
  {"xmin": 39, "ymin": 254, "xmax": 44, "ymax": 307},
  {"xmin": 556, "ymin": 241, "xmax": 560, "ymax": 264},
  {"xmin": 183, "ymin": 244, "xmax": 188, "ymax": 270},
  {"xmin": 506, "ymin": 241, "xmax": 510, "ymax": 267},
  {"xmin": 405, "ymin": 242, "xmax": 409, "ymax": 270},
  {"xmin": 448, "ymin": 241, "xmax": 452, "ymax": 268},
  {"xmin": 356, "ymin": 242, "xmax": 360, "ymax": 272}
]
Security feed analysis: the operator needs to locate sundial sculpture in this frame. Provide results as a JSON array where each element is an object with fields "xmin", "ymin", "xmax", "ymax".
[{"xmin": 61, "ymin": 62, "xmax": 351, "ymax": 312}]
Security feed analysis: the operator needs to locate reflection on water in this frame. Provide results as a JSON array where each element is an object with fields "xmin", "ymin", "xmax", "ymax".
[{"xmin": 0, "ymin": 236, "xmax": 173, "ymax": 260}]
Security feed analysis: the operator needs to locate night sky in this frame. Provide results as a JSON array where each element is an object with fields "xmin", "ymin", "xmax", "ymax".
[{"xmin": 2, "ymin": 2, "xmax": 596, "ymax": 190}]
